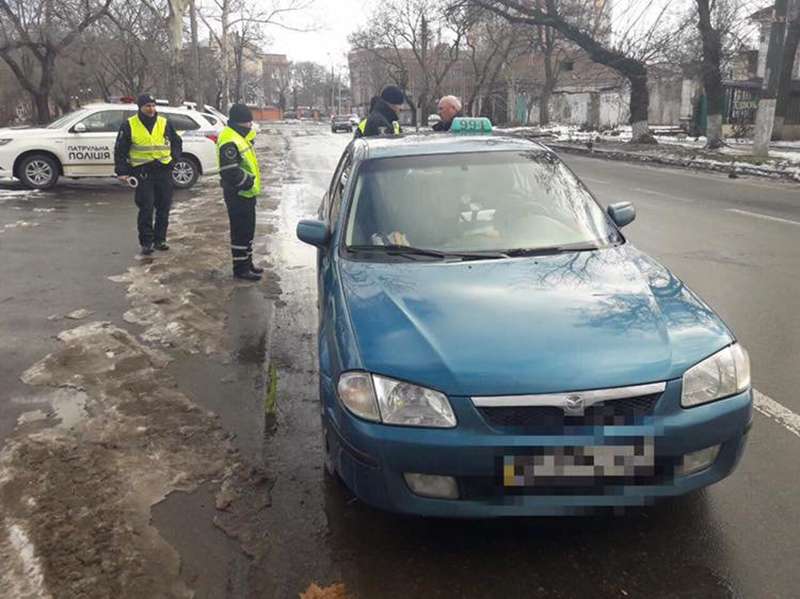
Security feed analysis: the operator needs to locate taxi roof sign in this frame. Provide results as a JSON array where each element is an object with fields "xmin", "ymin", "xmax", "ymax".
[{"xmin": 450, "ymin": 117, "xmax": 492, "ymax": 134}]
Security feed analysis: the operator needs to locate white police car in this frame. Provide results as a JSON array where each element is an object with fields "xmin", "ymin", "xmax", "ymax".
[{"xmin": 0, "ymin": 103, "xmax": 220, "ymax": 190}]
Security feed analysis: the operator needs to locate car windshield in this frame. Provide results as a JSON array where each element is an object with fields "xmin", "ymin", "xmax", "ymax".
[
  {"xmin": 47, "ymin": 109, "xmax": 90, "ymax": 129},
  {"xmin": 344, "ymin": 150, "xmax": 621, "ymax": 255}
]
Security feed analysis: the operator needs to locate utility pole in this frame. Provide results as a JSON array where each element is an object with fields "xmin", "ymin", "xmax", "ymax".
[
  {"xmin": 330, "ymin": 63, "xmax": 335, "ymax": 115},
  {"xmin": 753, "ymin": 0, "xmax": 792, "ymax": 157}
]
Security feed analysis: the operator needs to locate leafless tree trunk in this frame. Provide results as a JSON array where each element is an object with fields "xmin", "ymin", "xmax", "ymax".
[
  {"xmin": 754, "ymin": 0, "xmax": 789, "ymax": 157},
  {"xmin": 164, "ymin": 0, "xmax": 188, "ymax": 103},
  {"xmin": 773, "ymin": 8, "xmax": 800, "ymax": 140},
  {"xmin": 696, "ymin": 0, "xmax": 724, "ymax": 148},
  {"xmin": 189, "ymin": 0, "xmax": 202, "ymax": 105}
]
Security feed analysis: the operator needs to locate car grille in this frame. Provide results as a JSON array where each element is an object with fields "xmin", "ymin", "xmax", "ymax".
[{"xmin": 476, "ymin": 393, "xmax": 662, "ymax": 433}]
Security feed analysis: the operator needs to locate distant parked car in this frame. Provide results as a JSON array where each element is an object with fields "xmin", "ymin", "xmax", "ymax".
[
  {"xmin": 331, "ymin": 115, "xmax": 354, "ymax": 133},
  {"xmin": 0, "ymin": 103, "xmax": 219, "ymax": 189}
]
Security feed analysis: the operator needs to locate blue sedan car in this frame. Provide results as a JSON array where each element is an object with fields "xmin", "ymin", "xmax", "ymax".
[{"xmin": 297, "ymin": 119, "xmax": 752, "ymax": 517}]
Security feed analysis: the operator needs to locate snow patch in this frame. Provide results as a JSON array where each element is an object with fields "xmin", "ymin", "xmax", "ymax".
[{"xmin": 0, "ymin": 521, "xmax": 52, "ymax": 599}]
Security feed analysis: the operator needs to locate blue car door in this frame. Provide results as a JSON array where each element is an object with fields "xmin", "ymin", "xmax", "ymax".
[{"xmin": 318, "ymin": 146, "xmax": 354, "ymax": 386}]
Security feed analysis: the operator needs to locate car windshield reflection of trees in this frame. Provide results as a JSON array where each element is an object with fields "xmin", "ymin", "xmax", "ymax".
[{"xmin": 345, "ymin": 151, "xmax": 620, "ymax": 257}]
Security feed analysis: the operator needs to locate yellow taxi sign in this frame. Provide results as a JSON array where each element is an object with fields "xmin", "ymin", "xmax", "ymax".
[{"xmin": 450, "ymin": 117, "xmax": 492, "ymax": 134}]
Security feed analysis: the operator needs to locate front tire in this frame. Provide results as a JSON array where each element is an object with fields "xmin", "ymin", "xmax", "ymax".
[
  {"xmin": 18, "ymin": 154, "xmax": 60, "ymax": 190},
  {"xmin": 172, "ymin": 156, "xmax": 200, "ymax": 189}
]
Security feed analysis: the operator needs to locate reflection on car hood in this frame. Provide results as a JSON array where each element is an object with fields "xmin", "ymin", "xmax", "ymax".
[
  {"xmin": 339, "ymin": 245, "xmax": 733, "ymax": 396},
  {"xmin": 0, "ymin": 127, "xmax": 54, "ymax": 137}
]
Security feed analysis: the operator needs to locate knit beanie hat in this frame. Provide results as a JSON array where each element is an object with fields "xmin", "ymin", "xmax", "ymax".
[
  {"xmin": 136, "ymin": 94, "xmax": 156, "ymax": 107},
  {"xmin": 380, "ymin": 86, "xmax": 405, "ymax": 106},
  {"xmin": 229, "ymin": 103, "xmax": 253, "ymax": 124}
]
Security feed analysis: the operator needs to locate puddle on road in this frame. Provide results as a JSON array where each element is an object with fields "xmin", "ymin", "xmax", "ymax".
[{"xmin": 12, "ymin": 388, "xmax": 89, "ymax": 430}]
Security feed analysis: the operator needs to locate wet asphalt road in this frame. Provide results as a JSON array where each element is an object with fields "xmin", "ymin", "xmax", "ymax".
[{"xmin": 1, "ymin": 124, "xmax": 799, "ymax": 599}]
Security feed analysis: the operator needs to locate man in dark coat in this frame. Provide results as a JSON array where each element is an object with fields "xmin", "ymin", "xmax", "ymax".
[
  {"xmin": 362, "ymin": 85, "xmax": 405, "ymax": 137},
  {"xmin": 217, "ymin": 103, "xmax": 263, "ymax": 281},
  {"xmin": 114, "ymin": 94, "xmax": 182, "ymax": 255},
  {"xmin": 432, "ymin": 95, "xmax": 463, "ymax": 132}
]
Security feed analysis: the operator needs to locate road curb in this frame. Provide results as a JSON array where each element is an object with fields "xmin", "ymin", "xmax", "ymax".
[{"xmin": 530, "ymin": 140, "xmax": 800, "ymax": 184}]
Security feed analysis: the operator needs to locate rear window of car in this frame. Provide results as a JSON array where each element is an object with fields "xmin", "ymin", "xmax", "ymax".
[
  {"xmin": 167, "ymin": 114, "xmax": 201, "ymax": 131},
  {"xmin": 201, "ymin": 113, "xmax": 219, "ymax": 126}
]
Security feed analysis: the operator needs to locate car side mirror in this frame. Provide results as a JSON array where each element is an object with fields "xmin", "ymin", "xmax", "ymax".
[
  {"xmin": 607, "ymin": 201, "xmax": 636, "ymax": 228},
  {"xmin": 297, "ymin": 219, "xmax": 330, "ymax": 247},
  {"xmin": 73, "ymin": 122, "xmax": 87, "ymax": 133}
]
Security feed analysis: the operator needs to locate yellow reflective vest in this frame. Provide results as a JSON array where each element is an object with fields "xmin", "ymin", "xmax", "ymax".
[
  {"xmin": 355, "ymin": 117, "xmax": 400, "ymax": 137},
  {"xmin": 217, "ymin": 126, "xmax": 261, "ymax": 198},
  {"xmin": 128, "ymin": 115, "xmax": 171, "ymax": 167}
]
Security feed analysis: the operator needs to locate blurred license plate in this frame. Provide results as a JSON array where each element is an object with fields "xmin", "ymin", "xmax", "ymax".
[{"xmin": 503, "ymin": 438, "xmax": 654, "ymax": 487}]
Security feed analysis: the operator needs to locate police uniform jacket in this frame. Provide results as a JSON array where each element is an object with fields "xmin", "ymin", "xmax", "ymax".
[
  {"xmin": 363, "ymin": 98, "xmax": 402, "ymax": 137},
  {"xmin": 114, "ymin": 111, "xmax": 182, "ymax": 176},
  {"xmin": 218, "ymin": 123, "xmax": 257, "ymax": 194}
]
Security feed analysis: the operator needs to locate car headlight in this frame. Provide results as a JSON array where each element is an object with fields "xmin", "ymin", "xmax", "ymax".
[
  {"xmin": 681, "ymin": 344, "xmax": 750, "ymax": 408},
  {"xmin": 337, "ymin": 372, "xmax": 456, "ymax": 428},
  {"xmin": 0, "ymin": 139, "xmax": 12, "ymax": 146},
  {"xmin": 337, "ymin": 372, "xmax": 381, "ymax": 422}
]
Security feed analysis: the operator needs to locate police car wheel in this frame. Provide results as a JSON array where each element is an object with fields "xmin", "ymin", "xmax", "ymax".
[
  {"xmin": 18, "ymin": 154, "xmax": 59, "ymax": 190},
  {"xmin": 172, "ymin": 157, "xmax": 199, "ymax": 189}
]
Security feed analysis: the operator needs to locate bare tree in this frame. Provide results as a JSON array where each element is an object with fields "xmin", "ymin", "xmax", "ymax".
[
  {"xmin": 292, "ymin": 60, "xmax": 327, "ymax": 106},
  {"xmin": 0, "ymin": 0, "xmax": 113, "ymax": 123},
  {"xmin": 456, "ymin": 5, "xmax": 533, "ymax": 116},
  {"xmin": 468, "ymin": 0, "xmax": 682, "ymax": 143},
  {"xmin": 350, "ymin": 0, "xmax": 468, "ymax": 125},
  {"xmin": 200, "ymin": 0, "xmax": 313, "ymax": 111},
  {"xmin": 96, "ymin": 1, "xmax": 172, "ymax": 97}
]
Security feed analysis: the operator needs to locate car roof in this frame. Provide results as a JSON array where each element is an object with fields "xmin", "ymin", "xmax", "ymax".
[
  {"xmin": 82, "ymin": 103, "xmax": 199, "ymax": 115},
  {"xmin": 355, "ymin": 133, "xmax": 549, "ymax": 160}
]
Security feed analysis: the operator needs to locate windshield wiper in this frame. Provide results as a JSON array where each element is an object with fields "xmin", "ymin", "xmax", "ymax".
[
  {"xmin": 504, "ymin": 243, "xmax": 601, "ymax": 257},
  {"xmin": 347, "ymin": 245, "xmax": 508, "ymax": 261},
  {"xmin": 348, "ymin": 244, "xmax": 448, "ymax": 260}
]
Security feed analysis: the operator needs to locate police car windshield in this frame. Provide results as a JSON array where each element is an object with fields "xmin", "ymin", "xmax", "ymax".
[
  {"xmin": 344, "ymin": 150, "xmax": 621, "ymax": 256},
  {"xmin": 47, "ymin": 109, "xmax": 90, "ymax": 129}
]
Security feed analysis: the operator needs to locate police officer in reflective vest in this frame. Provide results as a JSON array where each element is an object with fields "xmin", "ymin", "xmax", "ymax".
[
  {"xmin": 114, "ymin": 94, "xmax": 182, "ymax": 255},
  {"xmin": 218, "ymin": 104, "xmax": 263, "ymax": 281},
  {"xmin": 361, "ymin": 86, "xmax": 404, "ymax": 137},
  {"xmin": 353, "ymin": 96, "xmax": 379, "ymax": 138}
]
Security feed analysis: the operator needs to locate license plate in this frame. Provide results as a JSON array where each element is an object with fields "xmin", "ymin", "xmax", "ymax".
[{"xmin": 502, "ymin": 438, "xmax": 655, "ymax": 487}]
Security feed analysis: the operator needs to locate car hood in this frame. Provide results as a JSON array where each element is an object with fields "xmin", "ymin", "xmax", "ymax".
[
  {"xmin": 338, "ymin": 245, "xmax": 733, "ymax": 396},
  {"xmin": 0, "ymin": 126, "xmax": 57, "ymax": 138}
]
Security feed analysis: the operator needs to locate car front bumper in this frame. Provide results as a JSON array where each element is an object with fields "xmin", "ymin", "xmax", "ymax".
[{"xmin": 323, "ymin": 378, "xmax": 752, "ymax": 517}]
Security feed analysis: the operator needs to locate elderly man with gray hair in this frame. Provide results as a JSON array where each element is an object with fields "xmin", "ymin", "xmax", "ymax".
[{"xmin": 433, "ymin": 95, "xmax": 463, "ymax": 132}]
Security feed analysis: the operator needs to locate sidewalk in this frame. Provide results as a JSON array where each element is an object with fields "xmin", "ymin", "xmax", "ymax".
[{"xmin": 498, "ymin": 125, "xmax": 800, "ymax": 183}]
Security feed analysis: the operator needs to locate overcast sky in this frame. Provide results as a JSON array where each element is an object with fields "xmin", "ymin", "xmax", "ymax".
[
  {"xmin": 265, "ymin": 0, "xmax": 367, "ymax": 68},
  {"xmin": 263, "ymin": 0, "xmax": 764, "ymax": 68}
]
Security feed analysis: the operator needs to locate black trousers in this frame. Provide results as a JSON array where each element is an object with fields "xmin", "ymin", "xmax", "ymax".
[
  {"xmin": 224, "ymin": 189, "xmax": 256, "ymax": 274},
  {"xmin": 134, "ymin": 169, "xmax": 173, "ymax": 246}
]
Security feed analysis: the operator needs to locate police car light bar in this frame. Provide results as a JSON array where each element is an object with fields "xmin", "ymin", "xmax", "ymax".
[{"xmin": 450, "ymin": 117, "xmax": 492, "ymax": 134}]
